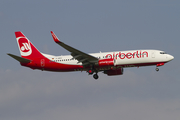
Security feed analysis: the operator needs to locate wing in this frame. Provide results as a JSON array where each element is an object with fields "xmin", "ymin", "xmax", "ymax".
[{"xmin": 50, "ymin": 31, "xmax": 98, "ymax": 66}]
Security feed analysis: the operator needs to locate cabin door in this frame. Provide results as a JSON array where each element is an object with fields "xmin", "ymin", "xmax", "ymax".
[{"xmin": 152, "ymin": 52, "xmax": 155, "ymax": 58}]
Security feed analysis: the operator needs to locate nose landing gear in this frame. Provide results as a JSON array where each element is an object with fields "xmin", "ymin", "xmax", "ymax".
[
  {"xmin": 155, "ymin": 63, "xmax": 164, "ymax": 72},
  {"xmin": 156, "ymin": 67, "xmax": 159, "ymax": 71}
]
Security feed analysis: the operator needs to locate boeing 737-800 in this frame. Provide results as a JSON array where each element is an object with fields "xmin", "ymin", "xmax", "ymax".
[{"xmin": 7, "ymin": 31, "xmax": 174, "ymax": 79}]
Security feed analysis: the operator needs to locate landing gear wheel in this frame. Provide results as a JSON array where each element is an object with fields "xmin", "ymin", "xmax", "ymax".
[
  {"xmin": 156, "ymin": 68, "xmax": 159, "ymax": 71},
  {"xmin": 93, "ymin": 74, "xmax": 99, "ymax": 80}
]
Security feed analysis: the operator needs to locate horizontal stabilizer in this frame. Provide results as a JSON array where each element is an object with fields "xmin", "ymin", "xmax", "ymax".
[{"xmin": 7, "ymin": 53, "xmax": 31, "ymax": 63}]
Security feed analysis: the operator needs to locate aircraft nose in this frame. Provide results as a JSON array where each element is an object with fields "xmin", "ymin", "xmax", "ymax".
[
  {"xmin": 167, "ymin": 54, "xmax": 174, "ymax": 61},
  {"xmin": 170, "ymin": 55, "xmax": 174, "ymax": 60}
]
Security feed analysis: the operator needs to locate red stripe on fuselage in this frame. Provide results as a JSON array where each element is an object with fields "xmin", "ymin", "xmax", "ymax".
[{"xmin": 21, "ymin": 57, "xmax": 84, "ymax": 72}]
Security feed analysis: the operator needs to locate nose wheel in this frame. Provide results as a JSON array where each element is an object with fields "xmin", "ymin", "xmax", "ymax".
[
  {"xmin": 93, "ymin": 73, "xmax": 99, "ymax": 80},
  {"xmin": 156, "ymin": 68, "xmax": 159, "ymax": 71}
]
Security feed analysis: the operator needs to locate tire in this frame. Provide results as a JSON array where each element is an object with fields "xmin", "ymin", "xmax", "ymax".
[{"xmin": 93, "ymin": 74, "xmax": 99, "ymax": 79}]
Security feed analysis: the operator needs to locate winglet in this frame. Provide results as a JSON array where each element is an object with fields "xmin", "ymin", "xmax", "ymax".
[{"xmin": 50, "ymin": 31, "xmax": 61, "ymax": 43}]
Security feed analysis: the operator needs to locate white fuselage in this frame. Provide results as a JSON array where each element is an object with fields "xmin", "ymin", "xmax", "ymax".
[{"xmin": 43, "ymin": 49, "xmax": 174, "ymax": 67}]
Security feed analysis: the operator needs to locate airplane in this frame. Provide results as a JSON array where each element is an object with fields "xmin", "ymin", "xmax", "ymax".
[{"xmin": 7, "ymin": 31, "xmax": 174, "ymax": 79}]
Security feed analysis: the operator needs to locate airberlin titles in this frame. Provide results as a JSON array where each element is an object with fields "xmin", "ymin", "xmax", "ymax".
[{"xmin": 106, "ymin": 51, "xmax": 148, "ymax": 59}]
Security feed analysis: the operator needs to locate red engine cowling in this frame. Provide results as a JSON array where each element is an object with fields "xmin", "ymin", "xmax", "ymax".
[
  {"xmin": 104, "ymin": 68, "xmax": 123, "ymax": 76},
  {"xmin": 97, "ymin": 58, "xmax": 114, "ymax": 67}
]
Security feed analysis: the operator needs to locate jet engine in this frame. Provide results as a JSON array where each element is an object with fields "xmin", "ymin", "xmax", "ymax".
[
  {"xmin": 104, "ymin": 68, "xmax": 123, "ymax": 76},
  {"xmin": 96, "ymin": 58, "xmax": 116, "ymax": 67}
]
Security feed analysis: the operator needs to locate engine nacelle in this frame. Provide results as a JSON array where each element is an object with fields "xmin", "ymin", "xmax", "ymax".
[
  {"xmin": 104, "ymin": 68, "xmax": 124, "ymax": 76},
  {"xmin": 97, "ymin": 58, "xmax": 115, "ymax": 67}
]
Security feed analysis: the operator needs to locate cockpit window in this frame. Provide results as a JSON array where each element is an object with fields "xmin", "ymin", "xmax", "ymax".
[{"xmin": 160, "ymin": 52, "xmax": 167, "ymax": 54}]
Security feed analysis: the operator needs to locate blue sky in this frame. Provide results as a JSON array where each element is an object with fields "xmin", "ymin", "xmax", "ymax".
[{"xmin": 0, "ymin": 0, "xmax": 180, "ymax": 120}]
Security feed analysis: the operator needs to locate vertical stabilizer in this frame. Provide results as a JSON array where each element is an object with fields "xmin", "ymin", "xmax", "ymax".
[{"xmin": 15, "ymin": 31, "xmax": 44, "ymax": 59}]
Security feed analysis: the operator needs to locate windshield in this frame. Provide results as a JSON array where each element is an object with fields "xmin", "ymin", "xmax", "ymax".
[{"xmin": 160, "ymin": 52, "xmax": 167, "ymax": 54}]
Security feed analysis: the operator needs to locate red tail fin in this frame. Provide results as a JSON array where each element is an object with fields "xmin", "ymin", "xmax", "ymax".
[{"xmin": 15, "ymin": 31, "xmax": 44, "ymax": 60}]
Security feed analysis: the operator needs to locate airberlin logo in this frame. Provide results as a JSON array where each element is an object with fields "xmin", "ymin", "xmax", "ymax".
[
  {"xmin": 106, "ymin": 51, "xmax": 148, "ymax": 59},
  {"xmin": 20, "ymin": 43, "xmax": 30, "ymax": 52},
  {"xmin": 17, "ymin": 37, "xmax": 32, "ymax": 56}
]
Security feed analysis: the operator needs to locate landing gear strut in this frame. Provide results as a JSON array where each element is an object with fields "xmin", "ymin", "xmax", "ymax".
[
  {"xmin": 93, "ymin": 73, "xmax": 99, "ymax": 80},
  {"xmin": 88, "ymin": 65, "xmax": 99, "ymax": 80}
]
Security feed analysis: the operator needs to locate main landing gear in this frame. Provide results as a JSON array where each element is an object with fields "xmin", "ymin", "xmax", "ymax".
[
  {"xmin": 88, "ymin": 68, "xmax": 99, "ymax": 80},
  {"xmin": 93, "ymin": 73, "xmax": 99, "ymax": 80}
]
